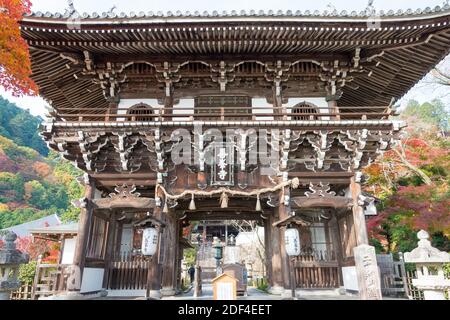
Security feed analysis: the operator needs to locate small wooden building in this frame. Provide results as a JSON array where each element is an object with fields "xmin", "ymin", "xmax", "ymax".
[{"xmin": 212, "ymin": 273, "xmax": 238, "ymax": 300}]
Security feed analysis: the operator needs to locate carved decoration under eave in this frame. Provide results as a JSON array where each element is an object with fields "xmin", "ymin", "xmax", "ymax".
[
  {"xmin": 155, "ymin": 62, "xmax": 181, "ymax": 97},
  {"xmin": 93, "ymin": 184, "xmax": 156, "ymax": 209},
  {"xmin": 77, "ymin": 131, "xmax": 108, "ymax": 171},
  {"xmin": 110, "ymin": 132, "xmax": 141, "ymax": 173},
  {"xmin": 210, "ymin": 61, "xmax": 236, "ymax": 92},
  {"xmin": 291, "ymin": 182, "xmax": 353, "ymax": 209}
]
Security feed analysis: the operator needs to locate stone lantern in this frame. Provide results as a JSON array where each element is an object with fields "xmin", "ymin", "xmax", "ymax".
[
  {"xmin": 404, "ymin": 230, "xmax": 450, "ymax": 300},
  {"xmin": 0, "ymin": 231, "xmax": 29, "ymax": 300}
]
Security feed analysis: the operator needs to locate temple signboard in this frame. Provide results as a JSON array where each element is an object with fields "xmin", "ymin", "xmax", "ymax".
[{"xmin": 211, "ymin": 143, "xmax": 234, "ymax": 186}]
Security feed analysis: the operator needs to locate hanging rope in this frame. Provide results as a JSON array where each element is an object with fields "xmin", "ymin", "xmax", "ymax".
[{"xmin": 155, "ymin": 177, "xmax": 300, "ymax": 211}]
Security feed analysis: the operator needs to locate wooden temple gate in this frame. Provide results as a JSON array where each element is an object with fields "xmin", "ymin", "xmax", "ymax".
[{"xmin": 18, "ymin": 7, "xmax": 450, "ymax": 298}]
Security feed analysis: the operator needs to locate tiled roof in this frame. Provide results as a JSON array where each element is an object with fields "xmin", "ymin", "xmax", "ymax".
[
  {"xmin": 1, "ymin": 214, "xmax": 61, "ymax": 237},
  {"xmin": 24, "ymin": 5, "xmax": 450, "ymax": 21}
]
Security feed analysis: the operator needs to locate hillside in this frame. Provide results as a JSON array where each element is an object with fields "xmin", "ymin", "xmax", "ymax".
[
  {"xmin": 0, "ymin": 96, "xmax": 48, "ymax": 156},
  {"xmin": 0, "ymin": 98, "xmax": 84, "ymax": 229}
]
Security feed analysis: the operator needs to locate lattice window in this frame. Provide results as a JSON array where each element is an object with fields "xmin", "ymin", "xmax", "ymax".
[
  {"xmin": 127, "ymin": 103, "xmax": 154, "ymax": 121},
  {"xmin": 86, "ymin": 215, "xmax": 108, "ymax": 260},
  {"xmin": 292, "ymin": 101, "xmax": 319, "ymax": 120},
  {"xmin": 194, "ymin": 96, "xmax": 252, "ymax": 120}
]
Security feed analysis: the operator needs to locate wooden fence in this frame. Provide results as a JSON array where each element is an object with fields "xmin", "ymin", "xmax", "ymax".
[{"xmin": 10, "ymin": 284, "xmax": 33, "ymax": 300}]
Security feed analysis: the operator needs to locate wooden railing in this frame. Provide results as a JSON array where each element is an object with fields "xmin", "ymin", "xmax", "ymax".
[
  {"xmin": 50, "ymin": 106, "xmax": 393, "ymax": 122},
  {"xmin": 106, "ymin": 256, "xmax": 151, "ymax": 290},
  {"xmin": 31, "ymin": 257, "xmax": 71, "ymax": 299},
  {"xmin": 293, "ymin": 250, "xmax": 340, "ymax": 289}
]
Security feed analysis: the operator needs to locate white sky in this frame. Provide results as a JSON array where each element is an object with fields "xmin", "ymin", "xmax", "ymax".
[{"xmin": 1, "ymin": 0, "xmax": 449, "ymax": 116}]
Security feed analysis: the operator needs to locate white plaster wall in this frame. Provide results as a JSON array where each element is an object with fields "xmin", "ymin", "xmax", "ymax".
[
  {"xmin": 61, "ymin": 237, "xmax": 76, "ymax": 265},
  {"xmin": 172, "ymin": 98, "xmax": 194, "ymax": 121},
  {"xmin": 342, "ymin": 266, "xmax": 359, "ymax": 291},
  {"xmin": 80, "ymin": 268, "xmax": 104, "ymax": 293}
]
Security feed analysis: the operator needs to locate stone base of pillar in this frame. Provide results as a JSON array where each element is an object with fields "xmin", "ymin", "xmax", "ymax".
[
  {"xmin": 160, "ymin": 287, "xmax": 176, "ymax": 297},
  {"xmin": 147, "ymin": 289, "xmax": 161, "ymax": 300},
  {"xmin": 281, "ymin": 288, "xmax": 295, "ymax": 299},
  {"xmin": 0, "ymin": 291, "xmax": 11, "ymax": 300},
  {"xmin": 38, "ymin": 290, "xmax": 106, "ymax": 300},
  {"xmin": 268, "ymin": 285, "xmax": 284, "ymax": 295}
]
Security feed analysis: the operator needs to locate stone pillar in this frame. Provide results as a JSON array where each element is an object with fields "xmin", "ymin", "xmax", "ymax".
[
  {"xmin": 161, "ymin": 209, "xmax": 177, "ymax": 296},
  {"xmin": 0, "ymin": 232, "xmax": 29, "ymax": 300},
  {"xmin": 353, "ymin": 244, "xmax": 382, "ymax": 300}
]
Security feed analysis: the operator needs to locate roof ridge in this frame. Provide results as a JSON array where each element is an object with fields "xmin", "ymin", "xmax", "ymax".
[{"xmin": 24, "ymin": 5, "xmax": 450, "ymax": 20}]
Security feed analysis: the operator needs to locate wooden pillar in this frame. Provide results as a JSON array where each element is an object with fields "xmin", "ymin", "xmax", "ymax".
[
  {"xmin": 327, "ymin": 97, "xmax": 340, "ymax": 120},
  {"xmin": 264, "ymin": 217, "xmax": 273, "ymax": 286},
  {"xmin": 277, "ymin": 189, "xmax": 291, "ymax": 294},
  {"xmin": 350, "ymin": 177, "xmax": 369, "ymax": 245},
  {"xmin": 147, "ymin": 207, "xmax": 162, "ymax": 299},
  {"xmin": 267, "ymin": 209, "xmax": 284, "ymax": 294},
  {"xmin": 102, "ymin": 211, "xmax": 117, "ymax": 289},
  {"xmin": 70, "ymin": 180, "xmax": 95, "ymax": 291},
  {"xmin": 330, "ymin": 213, "xmax": 344, "ymax": 286},
  {"xmin": 161, "ymin": 209, "xmax": 177, "ymax": 296}
]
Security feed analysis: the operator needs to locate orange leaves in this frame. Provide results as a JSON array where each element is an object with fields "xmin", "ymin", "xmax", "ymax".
[
  {"xmin": 32, "ymin": 161, "xmax": 51, "ymax": 178},
  {"xmin": 0, "ymin": 0, "xmax": 37, "ymax": 96}
]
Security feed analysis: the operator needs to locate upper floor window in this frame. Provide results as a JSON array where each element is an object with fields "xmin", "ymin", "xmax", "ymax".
[
  {"xmin": 127, "ymin": 103, "xmax": 154, "ymax": 121},
  {"xmin": 292, "ymin": 101, "xmax": 319, "ymax": 120}
]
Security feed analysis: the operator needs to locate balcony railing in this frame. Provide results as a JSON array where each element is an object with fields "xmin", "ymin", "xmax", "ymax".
[{"xmin": 50, "ymin": 106, "xmax": 393, "ymax": 123}]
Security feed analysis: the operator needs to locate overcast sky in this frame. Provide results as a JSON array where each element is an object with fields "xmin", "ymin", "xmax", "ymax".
[{"xmin": 1, "ymin": 0, "xmax": 448, "ymax": 116}]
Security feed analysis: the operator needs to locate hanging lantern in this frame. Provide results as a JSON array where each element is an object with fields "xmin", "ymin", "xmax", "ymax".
[
  {"xmin": 285, "ymin": 227, "xmax": 301, "ymax": 257},
  {"xmin": 189, "ymin": 194, "xmax": 196, "ymax": 210},
  {"xmin": 141, "ymin": 227, "xmax": 159, "ymax": 256},
  {"xmin": 255, "ymin": 194, "xmax": 261, "ymax": 211},
  {"xmin": 220, "ymin": 192, "xmax": 229, "ymax": 208},
  {"xmin": 163, "ymin": 199, "xmax": 169, "ymax": 213},
  {"xmin": 364, "ymin": 201, "xmax": 377, "ymax": 216}
]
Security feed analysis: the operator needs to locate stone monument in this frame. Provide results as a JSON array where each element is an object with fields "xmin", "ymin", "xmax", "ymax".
[{"xmin": 353, "ymin": 244, "xmax": 382, "ymax": 300}]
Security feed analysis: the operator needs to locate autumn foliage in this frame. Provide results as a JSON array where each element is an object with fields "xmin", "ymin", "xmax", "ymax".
[
  {"xmin": 0, "ymin": 0, "xmax": 37, "ymax": 96},
  {"xmin": 364, "ymin": 100, "xmax": 450, "ymax": 253}
]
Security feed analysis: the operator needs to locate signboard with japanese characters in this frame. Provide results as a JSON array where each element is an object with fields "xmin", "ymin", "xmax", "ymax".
[{"xmin": 211, "ymin": 142, "xmax": 234, "ymax": 186}]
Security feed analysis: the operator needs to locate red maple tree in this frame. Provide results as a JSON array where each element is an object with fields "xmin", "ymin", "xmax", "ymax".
[{"xmin": 0, "ymin": 0, "xmax": 37, "ymax": 96}]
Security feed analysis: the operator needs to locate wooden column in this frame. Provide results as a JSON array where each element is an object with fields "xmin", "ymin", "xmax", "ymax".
[
  {"xmin": 161, "ymin": 209, "xmax": 177, "ymax": 296},
  {"xmin": 71, "ymin": 180, "xmax": 95, "ymax": 290},
  {"xmin": 350, "ymin": 177, "xmax": 369, "ymax": 245},
  {"xmin": 102, "ymin": 211, "xmax": 117, "ymax": 289},
  {"xmin": 264, "ymin": 217, "xmax": 273, "ymax": 286},
  {"xmin": 267, "ymin": 209, "xmax": 284, "ymax": 294},
  {"xmin": 327, "ymin": 97, "xmax": 340, "ymax": 120},
  {"xmin": 278, "ymin": 189, "xmax": 291, "ymax": 293},
  {"xmin": 147, "ymin": 207, "xmax": 162, "ymax": 299},
  {"xmin": 330, "ymin": 213, "xmax": 344, "ymax": 286}
]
